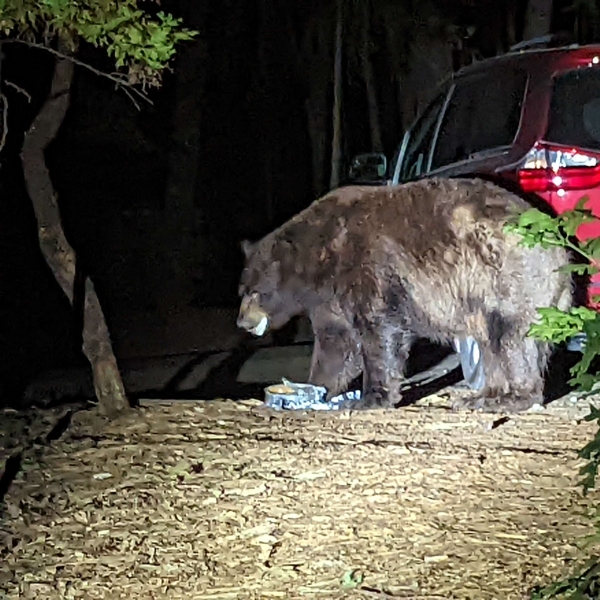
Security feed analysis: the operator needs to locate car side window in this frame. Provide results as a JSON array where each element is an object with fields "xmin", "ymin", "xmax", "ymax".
[
  {"xmin": 398, "ymin": 91, "xmax": 449, "ymax": 182},
  {"xmin": 430, "ymin": 67, "xmax": 528, "ymax": 170},
  {"xmin": 546, "ymin": 66, "xmax": 600, "ymax": 152}
]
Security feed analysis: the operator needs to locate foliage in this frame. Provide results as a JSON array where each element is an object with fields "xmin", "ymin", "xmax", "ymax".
[
  {"xmin": 506, "ymin": 197, "xmax": 600, "ymax": 598},
  {"xmin": 340, "ymin": 569, "xmax": 364, "ymax": 590},
  {"xmin": 530, "ymin": 559, "xmax": 600, "ymax": 600},
  {"xmin": 0, "ymin": 0, "xmax": 198, "ymax": 88},
  {"xmin": 506, "ymin": 198, "xmax": 600, "ymax": 397}
]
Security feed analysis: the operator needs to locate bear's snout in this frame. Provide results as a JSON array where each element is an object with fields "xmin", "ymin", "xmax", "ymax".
[{"xmin": 237, "ymin": 295, "xmax": 270, "ymax": 337}]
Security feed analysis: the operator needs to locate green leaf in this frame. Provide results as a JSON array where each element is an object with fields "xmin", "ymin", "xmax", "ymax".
[
  {"xmin": 576, "ymin": 196, "xmax": 592, "ymax": 211},
  {"xmin": 561, "ymin": 210, "xmax": 598, "ymax": 237},
  {"xmin": 528, "ymin": 306, "xmax": 599, "ymax": 344},
  {"xmin": 517, "ymin": 208, "xmax": 554, "ymax": 227},
  {"xmin": 0, "ymin": 0, "xmax": 199, "ymax": 87},
  {"xmin": 582, "ymin": 237, "xmax": 600, "ymax": 260},
  {"xmin": 583, "ymin": 404, "xmax": 600, "ymax": 423},
  {"xmin": 558, "ymin": 263, "xmax": 596, "ymax": 276},
  {"xmin": 340, "ymin": 569, "xmax": 364, "ymax": 590}
]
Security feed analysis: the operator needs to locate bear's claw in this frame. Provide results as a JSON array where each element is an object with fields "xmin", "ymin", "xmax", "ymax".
[{"xmin": 453, "ymin": 392, "xmax": 542, "ymax": 414}]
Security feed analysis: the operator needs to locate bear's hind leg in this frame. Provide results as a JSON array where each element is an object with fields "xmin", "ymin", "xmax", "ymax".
[
  {"xmin": 358, "ymin": 322, "xmax": 414, "ymax": 409},
  {"xmin": 456, "ymin": 331, "xmax": 545, "ymax": 413}
]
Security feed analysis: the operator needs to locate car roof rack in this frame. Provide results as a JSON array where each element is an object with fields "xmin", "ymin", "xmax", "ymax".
[{"xmin": 509, "ymin": 32, "xmax": 576, "ymax": 53}]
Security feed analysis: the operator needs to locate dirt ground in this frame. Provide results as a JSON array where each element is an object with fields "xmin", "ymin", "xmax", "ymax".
[{"xmin": 1, "ymin": 391, "xmax": 600, "ymax": 600}]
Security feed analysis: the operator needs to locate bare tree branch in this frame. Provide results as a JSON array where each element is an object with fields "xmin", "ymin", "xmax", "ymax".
[
  {"xmin": 0, "ymin": 92, "xmax": 7, "ymax": 153},
  {"xmin": 5, "ymin": 38, "xmax": 152, "ymax": 109},
  {"xmin": 120, "ymin": 85, "xmax": 142, "ymax": 111},
  {"xmin": 5, "ymin": 79, "xmax": 32, "ymax": 102}
]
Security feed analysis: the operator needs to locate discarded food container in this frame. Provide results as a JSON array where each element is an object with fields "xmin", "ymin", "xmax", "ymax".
[{"xmin": 264, "ymin": 378, "xmax": 362, "ymax": 411}]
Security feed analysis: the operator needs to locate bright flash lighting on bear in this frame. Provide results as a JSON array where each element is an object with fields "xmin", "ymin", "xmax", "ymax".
[{"xmin": 253, "ymin": 316, "xmax": 269, "ymax": 336}]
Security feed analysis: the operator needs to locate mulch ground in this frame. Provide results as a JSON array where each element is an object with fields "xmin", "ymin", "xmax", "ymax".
[{"xmin": 1, "ymin": 392, "xmax": 599, "ymax": 600}]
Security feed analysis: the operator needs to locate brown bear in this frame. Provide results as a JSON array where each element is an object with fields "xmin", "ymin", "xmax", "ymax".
[{"xmin": 237, "ymin": 177, "xmax": 573, "ymax": 412}]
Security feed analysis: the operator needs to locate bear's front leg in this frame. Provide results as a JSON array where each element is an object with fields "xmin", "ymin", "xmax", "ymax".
[
  {"xmin": 308, "ymin": 318, "xmax": 363, "ymax": 399},
  {"xmin": 357, "ymin": 322, "xmax": 414, "ymax": 409}
]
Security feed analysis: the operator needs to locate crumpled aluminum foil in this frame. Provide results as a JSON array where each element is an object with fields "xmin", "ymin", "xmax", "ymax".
[{"xmin": 264, "ymin": 378, "xmax": 362, "ymax": 411}]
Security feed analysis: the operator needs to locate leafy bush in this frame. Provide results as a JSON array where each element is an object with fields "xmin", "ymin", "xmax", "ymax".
[
  {"xmin": 506, "ymin": 198, "xmax": 600, "ymax": 599},
  {"xmin": 0, "ymin": 0, "xmax": 198, "ymax": 88}
]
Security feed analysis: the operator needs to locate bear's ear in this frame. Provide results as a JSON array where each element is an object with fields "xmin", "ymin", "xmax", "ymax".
[{"xmin": 240, "ymin": 239, "xmax": 255, "ymax": 259}]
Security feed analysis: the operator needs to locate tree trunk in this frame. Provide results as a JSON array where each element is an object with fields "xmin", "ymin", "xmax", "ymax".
[
  {"xmin": 20, "ymin": 44, "xmax": 128, "ymax": 417},
  {"xmin": 382, "ymin": 19, "xmax": 407, "ymax": 137},
  {"xmin": 257, "ymin": 0, "xmax": 276, "ymax": 226},
  {"xmin": 329, "ymin": 0, "xmax": 344, "ymax": 190},
  {"xmin": 522, "ymin": 0, "xmax": 553, "ymax": 41},
  {"xmin": 361, "ymin": 0, "xmax": 383, "ymax": 152},
  {"xmin": 505, "ymin": 0, "xmax": 518, "ymax": 49},
  {"xmin": 264, "ymin": 143, "xmax": 274, "ymax": 227},
  {"xmin": 401, "ymin": 33, "xmax": 454, "ymax": 131},
  {"xmin": 305, "ymin": 93, "xmax": 329, "ymax": 197},
  {"xmin": 293, "ymin": 7, "xmax": 333, "ymax": 198},
  {"xmin": 163, "ymin": 64, "xmax": 202, "ymax": 220}
]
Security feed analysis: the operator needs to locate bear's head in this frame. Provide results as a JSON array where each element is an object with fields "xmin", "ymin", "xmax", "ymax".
[{"xmin": 237, "ymin": 239, "xmax": 303, "ymax": 337}]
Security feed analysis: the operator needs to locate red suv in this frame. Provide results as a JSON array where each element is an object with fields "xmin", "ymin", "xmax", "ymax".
[{"xmin": 349, "ymin": 42, "xmax": 600, "ymax": 389}]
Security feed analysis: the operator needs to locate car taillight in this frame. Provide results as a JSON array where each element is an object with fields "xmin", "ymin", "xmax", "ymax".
[{"xmin": 517, "ymin": 142, "xmax": 600, "ymax": 194}]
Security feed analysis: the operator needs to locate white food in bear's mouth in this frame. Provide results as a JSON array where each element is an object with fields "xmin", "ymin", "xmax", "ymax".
[{"xmin": 253, "ymin": 316, "xmax": 269, "ymax": 336}]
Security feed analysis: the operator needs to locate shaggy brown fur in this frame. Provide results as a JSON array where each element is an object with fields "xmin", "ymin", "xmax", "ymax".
[{"xmin": 237, "ymin": 177, "xmax": 573, "ymax": 412}]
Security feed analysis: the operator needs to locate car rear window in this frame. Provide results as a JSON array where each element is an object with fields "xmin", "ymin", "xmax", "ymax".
[
  {"xmin": 430, "ymin": 67, "xmax": 528, "ymax": 170},
  {"xmin": 546, "ymin": 67, "xmax": 600, "ymax": 151}
]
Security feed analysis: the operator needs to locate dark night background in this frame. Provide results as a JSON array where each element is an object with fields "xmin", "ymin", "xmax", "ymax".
[{"xmin": 0, "ymin": 0, "xmax": 595, "ymax": 402}]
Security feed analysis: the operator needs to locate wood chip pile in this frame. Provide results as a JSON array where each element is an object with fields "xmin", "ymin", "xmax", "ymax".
[{"xmin": 1, "ymin": 394, "xmax": 599, "ymax": 599}]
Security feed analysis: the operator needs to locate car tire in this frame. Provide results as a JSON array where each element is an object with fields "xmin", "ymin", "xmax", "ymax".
[{"xmin": 454, "ymin": 336, "xmax": 486, "ymax": 390}]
